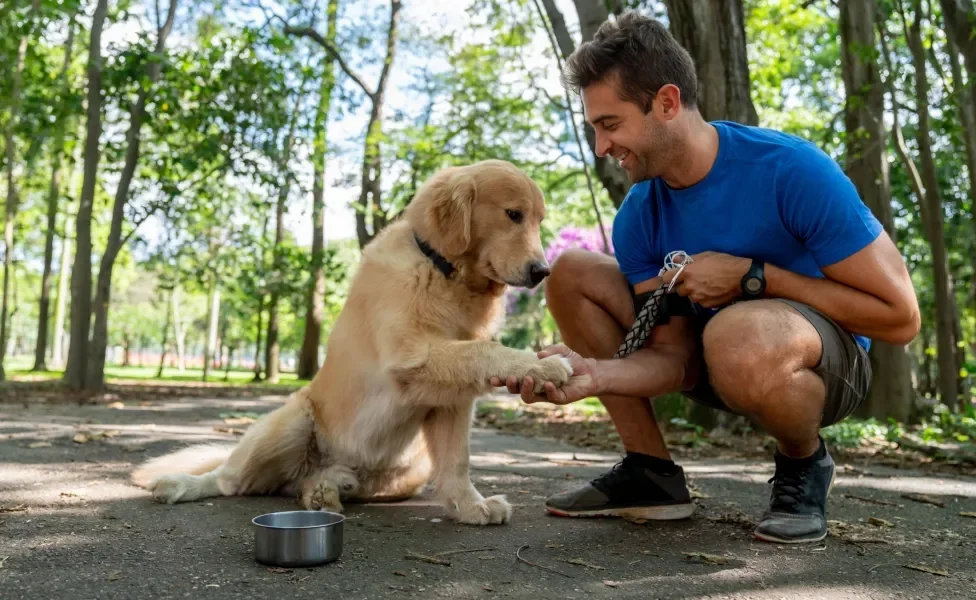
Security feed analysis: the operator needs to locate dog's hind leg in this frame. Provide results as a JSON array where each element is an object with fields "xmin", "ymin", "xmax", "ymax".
[
  {"xmin": 423, "ymin": 404, "xmax": 511, "ymax": 525},
  {"xmin": 150, "ymin": 391, "xmax": 318, "ymax": 505}
]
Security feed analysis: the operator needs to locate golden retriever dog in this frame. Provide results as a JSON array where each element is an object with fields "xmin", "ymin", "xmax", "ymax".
[{"xmin": 131, "ymin": 159, "xmax": 573, "ymax": 525}]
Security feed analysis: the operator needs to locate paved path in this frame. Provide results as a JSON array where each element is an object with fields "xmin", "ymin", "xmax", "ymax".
[{"xmin": 1, "ymin": 394, "xmax": 975, "ymax": 599}]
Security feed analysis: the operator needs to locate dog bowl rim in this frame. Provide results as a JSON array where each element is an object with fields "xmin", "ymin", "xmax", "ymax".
[{"xmin": 251, "ymin": 510, "xmax": 346, "ymax": 530}]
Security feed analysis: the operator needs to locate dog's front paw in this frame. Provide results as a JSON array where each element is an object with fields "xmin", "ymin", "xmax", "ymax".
[
  {"xmin": 300, "ymin": 481, "xmax": 344, "ymax": 513},
  {"xmin": 523, "ymin": 355, "xmax": 573, "ymax": 393},
  {"xmin": 452, "ymin": 494, "xmax": 512, "ymax": 525}
]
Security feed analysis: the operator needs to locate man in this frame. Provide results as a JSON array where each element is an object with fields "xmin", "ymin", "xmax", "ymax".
[{"xmin": 492, "ymin": 12, "xmax": 920, "ymax": 544}]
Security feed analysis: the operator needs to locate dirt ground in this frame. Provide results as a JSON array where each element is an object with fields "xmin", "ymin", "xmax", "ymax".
[{"xmin": 1, "ymin": 389, "xmax": 975, "ymax": 599}]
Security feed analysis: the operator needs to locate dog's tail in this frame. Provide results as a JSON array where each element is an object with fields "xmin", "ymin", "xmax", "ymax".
[{"xmin": 131, "ymin": 443, "xmax": 234, "ymax": 489}]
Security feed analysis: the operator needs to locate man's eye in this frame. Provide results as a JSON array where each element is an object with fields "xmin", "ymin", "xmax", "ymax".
[{"xmin": 506, "ymin": 209, "xmax": 523, "ymax": 224}]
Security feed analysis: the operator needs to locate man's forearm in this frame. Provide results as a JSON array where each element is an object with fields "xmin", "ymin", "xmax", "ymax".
[
  {"xmin": 764, "ymin": 263, "xmax": 916, "ymax": 343},
  {"xmin": 589, "ymin": 348, "xmax": 689, "ymax": 399}
]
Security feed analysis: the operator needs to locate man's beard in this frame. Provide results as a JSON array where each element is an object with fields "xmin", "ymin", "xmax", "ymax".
[{"xmin": 627, "ymin": 123, "xmax": 670, "ymax": 183}]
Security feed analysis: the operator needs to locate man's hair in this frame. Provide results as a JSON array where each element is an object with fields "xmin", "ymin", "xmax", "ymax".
[{"xmin": 562, "ymin": 11, "xmax": 698, "ymax": 113}]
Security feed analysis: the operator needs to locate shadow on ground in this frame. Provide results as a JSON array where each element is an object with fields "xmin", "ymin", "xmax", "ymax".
[{"xmin": 1, "ymin": 394, "xmax": 975, "ymax": 599}]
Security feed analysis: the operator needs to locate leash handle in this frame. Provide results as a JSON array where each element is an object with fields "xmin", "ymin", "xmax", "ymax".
[{"xmin": 614, "ymin": 283, "xmax": 669, "ymax": 359}]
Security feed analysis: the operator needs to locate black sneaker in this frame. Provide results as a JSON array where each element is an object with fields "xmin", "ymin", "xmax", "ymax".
[
  {"xmin": 544, "ymin": 453, "xmax": 695, "ymax": 520},
  {"xmin": 754, "ymin": 438, "xmax": 835, "ymax": 544}
]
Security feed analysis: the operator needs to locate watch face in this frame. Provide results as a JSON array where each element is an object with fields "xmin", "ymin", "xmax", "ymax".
[{"xmin": 745, "ymin": 277, "xmax": 762, "ymax": 293}]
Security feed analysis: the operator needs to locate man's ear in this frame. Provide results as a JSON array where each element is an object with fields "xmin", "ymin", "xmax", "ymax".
[{"xmin": 431, "ymin": 171, "xmax": 475, "ymax": 256}]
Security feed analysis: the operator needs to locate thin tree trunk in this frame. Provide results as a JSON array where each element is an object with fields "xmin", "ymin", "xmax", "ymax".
[
  {"xmin": 172, "ymin": 286, "xmax": 186, "ymax": 372},
  {"xmin": 224, "ymin": 346, "xmax": 234, "ymax": 382},
  {"xmin": 287, "ymin": 0, "xmax": 403, "ymax": 248},
  {"xmin": 52, "ymin": 203, "xmax": 73, "ymax": 368},
  {"xmin": 840, "ymin": 0, "xmax": 914, "ymax": 421},
  {"xmin": 540, "ymin": 0, "xmax": 631, "ymax": 207},
  {"xmin": 34, "ymin": 20, "xmax": 76, "ymax": 373},
  {"xmin": 86, "ymin": 0, "xmax": 178, "ymax": 391},
  {"xmin": 157, "ymin": 289, "xmax": 172, "ymax": 378},
  {"xmin": 298, "ymin": 0, "xmax": 341, "ymax": 381},
  {"xmin": 0, "ymin": 0, "xmax": 41, "ymax": 380},
  {"xmin": 533, "ymin": 0, "xmax": 609, "ymax": 253},
  {"xmin": 938, "ymin": 0, "xmax": 976, "ymax": 121},
  {"xmin": 265, "ymin": 78, "xmax": 309, "ymax": 384},
  {"xmin": 882, "ymin": 4, "xmax": 960, "ymax": 409},
  {"xmin": 203, "ymin": 277, "xmax": 218, "ymax": 381},
  {"xmin": 64, "ymin": 0, "xmax": 110, "ymax": 391}
]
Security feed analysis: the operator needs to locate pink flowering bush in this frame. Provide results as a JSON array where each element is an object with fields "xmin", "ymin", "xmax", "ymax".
[{"xmin": 505, "ymin": 225, "xmax": 613, "ymax": 315}]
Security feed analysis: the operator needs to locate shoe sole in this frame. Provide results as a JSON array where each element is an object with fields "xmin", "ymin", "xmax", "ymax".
[
  {"xmin": 753, "ymin": 461, "xmax": 836, "ymax": 544},
  {"xmin": 545, "ymin": 502, "xmax": 696, "ymax": 521}
]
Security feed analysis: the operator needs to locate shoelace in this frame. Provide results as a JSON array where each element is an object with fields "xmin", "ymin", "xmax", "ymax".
[{"xmin": 767, "ymin": 467, "xmax": 811, "ymax": 509}]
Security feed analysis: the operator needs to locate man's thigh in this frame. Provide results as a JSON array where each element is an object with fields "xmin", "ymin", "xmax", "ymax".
[{"xmin": 685, "ymin": 299, "xmax": 872, "ymax": 427}]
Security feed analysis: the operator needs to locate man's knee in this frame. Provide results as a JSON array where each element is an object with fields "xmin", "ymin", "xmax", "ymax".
[
  {"xmin": 544, "ymin": 249, "xmax": 612, "ymax": 310},
  {"xmin": 702, "ymin": 301, "xmax": 816, "ymax": 415}
]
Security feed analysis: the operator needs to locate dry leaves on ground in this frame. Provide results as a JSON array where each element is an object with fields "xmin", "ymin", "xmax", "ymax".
[
  {"xmin": 683, "ymin": 552, "xmax": 730, "ymax": 565},
  {"xmin": 903, "ymin": 564, "xmax": 949, "ymax": 577}
]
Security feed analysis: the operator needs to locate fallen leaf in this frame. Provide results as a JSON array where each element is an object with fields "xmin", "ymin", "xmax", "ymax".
[
  {"xmin": 393, "ymin": 570, "xmax": 407, "ymax": 577},
  {"xmin": 28, "ymin": 442, "xmax": 52, "ymax": 448},
  {"xmin": 482, "ymin": 584, "xmax": 495, "ymax": 592},
  {"xmin": 213, "ymin": 427, "xmax": 245, "ymax": 435},
  {"xmin": 59, "ymin": 492, "xmax": 79, "ymax": 498},
  {"xmin": 903, "ymin": 564, "xmax": 949, "ymax": 577},
  {"xmin": 0, "ymin": 505, "xmax": 27, "ymax": 514},
  {"xmin": 564, "ymin": 558, "xmax": 605, "ymax": 570},
  {"xmin": 867, "ymin": 517, "xmax": 894, "ymax": 527},
  {"xmin": 959, "ymin": 511, "xmax": 976, "ymax": 518},
  {"xmin": 545, "ymin": 544, "xmax": 562, "ymax": 549},
  {"xmin": 72, "ymin": 433, "xmax": 89, "ymax": 444},
  {"xmin": 266, "ymin": 567, "xmax": 292, "ymax": 574},
  {"xmin": 603, "ymin": 580, "xmax": 621, "ymax": 588},
  {"xmin": 107, "ymin": 571, "xmax": 122, "ymax": 581},
  {"xmin": 683, "ymin": 552, "xmax": 729, "ymax": 565},
  {"xmin": 107, "ymin": 402, "xmax": 125, "ymax": 409}
]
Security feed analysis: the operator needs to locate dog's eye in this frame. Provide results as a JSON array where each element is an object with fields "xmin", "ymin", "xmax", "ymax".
[{"xmin": 506, "ymin": 209, "xmax": 523, "ymax": 224}]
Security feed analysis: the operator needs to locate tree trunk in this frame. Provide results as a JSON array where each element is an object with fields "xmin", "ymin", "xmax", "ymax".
[
  {"xmin": 86, "ymin": 0, "xmax": 178, "ymax": 391},
  {"xmin": 64, "ymin": 0, "xmax": 110, "ymax": 391},
  {"xmin": 224, "ymin": 346, "xmax": 234, "ymax": 382},
  {"xmin": 882, "ymin": 5, "xmax": 960, "ymax": 409},
  {"xmin": 203, "ymin": 278, "xmax": 219, "ymax": 381},
  {"xmin": 34, "ymin": 20, "xmax": 76, "ymax": 373},
  {"xmin": 265, "ymin": 80, "xmax": 308, "ymax": 384},
  {"xmin": 172, "ymin": 286, "xmax": 186, "ymax": 373},
  {"xmin": 157, "ymin": 289, "xmax": 172, "ymax": 378},
  {"xmin": 354, "ymin": 1, "xmax": 401, "ymax": 247},
  {"xmin": 662, "ymin": 0, "xmax": 758, "ymax": 125},
  {"xmin": 52, "ymin": 203, "xmax": 73, "ymax": 368},
  {"xmin": 944, "ymin": 28, "xmax": 976, "ymax": 366},
  {"xmin": 839, "ymin": 0, "xmax": 914, "ymax": 422},
  {"xmin": 938, "ymin": 0, "xmax": 976, "ymax": 121},
  {"xmin": 0, "ymin": 0, "xmax": 41, "ymax": 380},
  {"xmin": 298, "ymin": 0, "xmax": 341, "ymax": 381},
  {"xmin": 541, "ymin": 0, "xmax": 631, "ymax": 207}
]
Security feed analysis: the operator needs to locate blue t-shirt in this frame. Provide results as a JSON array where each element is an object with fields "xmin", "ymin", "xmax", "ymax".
[{"xmin": 611, "ymin": 121, "xmax": 883, "ymax": 351}]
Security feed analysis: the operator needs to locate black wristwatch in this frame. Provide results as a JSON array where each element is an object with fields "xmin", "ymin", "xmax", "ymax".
[{"xmin": 741, "ymin": 259, "xmax": 765, "ymax": 299}]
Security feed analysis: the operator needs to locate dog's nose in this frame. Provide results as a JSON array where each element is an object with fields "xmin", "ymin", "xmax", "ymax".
[{"xmin": 528, "ymin": 262, "xmax": 551, "ymax": 287}]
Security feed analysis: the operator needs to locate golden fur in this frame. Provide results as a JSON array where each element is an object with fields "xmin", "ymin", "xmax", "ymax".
[{"xmin": 131, "ymin": 159, "xmax": 573, "ymax": 525}]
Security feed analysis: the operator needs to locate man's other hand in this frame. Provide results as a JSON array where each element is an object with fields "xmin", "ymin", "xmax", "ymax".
[
  {"xmin": 661, "ymin": 251, "xmax": 750, "ymax": 308},
  {"xmin": 490, "ymin": 344, "xmax": 598, "ymax": 405}
]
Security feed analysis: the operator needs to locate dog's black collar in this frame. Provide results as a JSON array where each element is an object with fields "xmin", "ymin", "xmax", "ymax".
[{"xmin": 414, "ymin": 233, "xmax": 456, "ymax": 279}]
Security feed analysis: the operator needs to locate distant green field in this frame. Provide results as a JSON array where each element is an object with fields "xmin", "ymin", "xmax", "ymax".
[{"xmin": 3, "ymin": 356, "xmax": 305, "ymax": 388}]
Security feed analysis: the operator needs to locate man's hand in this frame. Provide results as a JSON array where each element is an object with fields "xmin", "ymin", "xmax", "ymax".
[
  {"xmin": 661, "ymin": 251, "xmax": 751, "ymax": 308},
  {"xmin": 490, "ymin": 344, "xmax": 597, "ymax": 405}
]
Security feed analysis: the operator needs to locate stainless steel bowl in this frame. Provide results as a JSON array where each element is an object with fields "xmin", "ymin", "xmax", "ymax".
[{"xmin": 252, "ymin": 510, "xmax": 344, "ymax": 567}]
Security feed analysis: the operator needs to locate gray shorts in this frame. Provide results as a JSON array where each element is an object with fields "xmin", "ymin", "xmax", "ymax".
[{"xmin": 683, "ymin": 299, "xmax": 871, "ymax": 427}]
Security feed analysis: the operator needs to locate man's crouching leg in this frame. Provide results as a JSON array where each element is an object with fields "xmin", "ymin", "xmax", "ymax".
[
  {"xmin": 540, "ymin": 249, "xmax": 695, "ymax": 521},
  {"xmin": 700, "ymin": 299, "xmax": 871, "ymax": 543}
]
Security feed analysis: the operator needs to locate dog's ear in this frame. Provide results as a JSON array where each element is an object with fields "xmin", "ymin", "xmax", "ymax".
[{"xmin": 432, "ymin": 171, "xmax": 475, "ymax": 256}]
